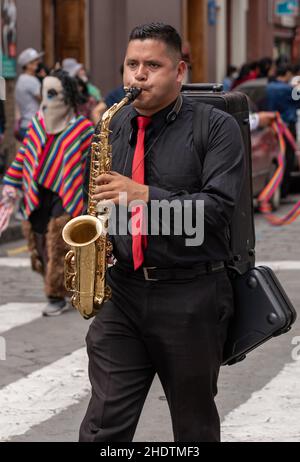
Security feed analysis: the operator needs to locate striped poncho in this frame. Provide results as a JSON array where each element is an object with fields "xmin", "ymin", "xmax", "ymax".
[{"xmin": 3, "ymin": 114, "xmax": 94, "ymax": 219}]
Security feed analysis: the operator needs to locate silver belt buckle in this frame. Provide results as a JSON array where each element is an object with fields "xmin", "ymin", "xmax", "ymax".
[
  {"xmin": 143, "ymin": 267, "xmax": 158, "ymax": 281},
  {"xmin": 211, "ymin": 262, "xmax": 225, "ymax": 272}
]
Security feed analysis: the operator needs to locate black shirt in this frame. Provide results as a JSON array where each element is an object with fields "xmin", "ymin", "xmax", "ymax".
[{"xmin": 85, "ymin": 96, "xmax": 245, "ymax": 269}]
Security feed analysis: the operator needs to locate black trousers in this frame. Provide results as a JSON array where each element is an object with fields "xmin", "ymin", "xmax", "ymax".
[{"xmin": 79, "ymin": 265, "xmax": 234, "ymax": 442}]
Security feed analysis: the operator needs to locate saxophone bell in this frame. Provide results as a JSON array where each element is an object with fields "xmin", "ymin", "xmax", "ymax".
[{"xmin": 62, "ymin": 215, "xmax": 103, "ymax": 248}]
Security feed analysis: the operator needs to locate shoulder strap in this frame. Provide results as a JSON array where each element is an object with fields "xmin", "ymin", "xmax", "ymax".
[{"xmin": 193, "ymin": 102, "xmax": 214, "ymax": 166}]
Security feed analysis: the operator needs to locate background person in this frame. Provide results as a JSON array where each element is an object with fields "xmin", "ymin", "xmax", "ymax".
[
  {"xmin": 249, "ymin": 111, "xmax": 276, "ymax": 131},
  {"xmin": 266, "ymin": 65, "xmax": 300, "ymax": 197},
  {"xmin": 0, "ymin": 70, "xmax": 94, "ymax": 316},
  {"xmin": 15, "ymin": 48, "xmax": 44, "ymax": 141},
  {"xmin": 62, "ymin": 58, "xmax": 102, "ymax": 120}
]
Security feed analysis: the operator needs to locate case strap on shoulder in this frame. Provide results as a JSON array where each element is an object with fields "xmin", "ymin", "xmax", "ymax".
[{"xmin": 193, "ymin": 103, "xmax": 214, "ymax": 167}]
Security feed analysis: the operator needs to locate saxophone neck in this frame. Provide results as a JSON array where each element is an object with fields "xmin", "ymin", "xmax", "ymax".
[
  {"xmin": 88, "ymin": 87, "xmax": 142, "ymax": 215},
  {"xmin": 101, "ymin": 87, "xmax": 142, "ymax": 129},
  {"xmin": 102, "ymin": 97, "xmax": 130, "ymax": 125}
]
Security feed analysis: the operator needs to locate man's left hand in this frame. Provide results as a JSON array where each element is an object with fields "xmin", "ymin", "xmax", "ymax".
[{"xmin": 93, "ymin": 172, "xmax": 149, "ymax": 204}]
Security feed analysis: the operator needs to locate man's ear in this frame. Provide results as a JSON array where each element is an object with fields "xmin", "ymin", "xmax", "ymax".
[{"xmin": 177, "ymin": 60, "xmax": 187, "ymax": 83}]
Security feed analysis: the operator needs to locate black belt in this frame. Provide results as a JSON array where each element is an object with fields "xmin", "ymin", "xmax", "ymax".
[{"xmin": 115, "ymin": 262, "xmax": 225, "ymax": 281}]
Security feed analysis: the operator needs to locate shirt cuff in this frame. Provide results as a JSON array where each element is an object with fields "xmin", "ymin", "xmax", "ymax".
[{"xmin": 250, "ymin": 113, "xmax": 260, "ymax": 132}]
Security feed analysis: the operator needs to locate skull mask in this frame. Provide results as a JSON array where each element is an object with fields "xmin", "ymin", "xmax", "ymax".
[{"xmin": 41, "ymin": 76, "xmax": 75, "ymax": 134}]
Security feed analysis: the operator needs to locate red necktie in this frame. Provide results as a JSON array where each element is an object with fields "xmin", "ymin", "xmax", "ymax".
[{"xmin": 131, "ymin": 116, "xmax": 151, "ymax": 270}]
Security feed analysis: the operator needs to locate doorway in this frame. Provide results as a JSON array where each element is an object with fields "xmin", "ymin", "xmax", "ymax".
[
  {"xmin": 184, "ymin": 0, "xmax": 207, "ymax": 83},
  {"xmin": 42, "ymin": 0, "xmax": 86, "ymax": 67}
]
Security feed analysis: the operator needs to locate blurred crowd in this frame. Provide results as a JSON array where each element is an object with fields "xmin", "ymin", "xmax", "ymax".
[
  {"xmin": 0, "ymin": 42, "xmax": 193, "ymax": 172},
  {"xmin": 13, "ymin": 49, "xmax": 103, "ymax": 144},
  {"xmin": 2, "ymin": 48, "xmax": 300, "ymax": 183},
  {"xmin": 222, "ymin": 56, "xmax": 300, "ymax": 128},
  {"xmin": 223, "ymin": 56, "xmax": 300, "ymax": 198},
  {"xmin": 1, "ymin": 46, "xmax": 299, "ymax": 197}
]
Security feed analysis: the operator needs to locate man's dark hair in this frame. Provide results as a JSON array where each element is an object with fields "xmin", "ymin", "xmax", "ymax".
[
  {"xmin": 258, "ymin": 57, "xmax": 273, "ymax": 78},
  {"xmin": 129, "ymin": 23, "xmax": 182, "ymax": 58},
  {"xmin": 49, "ymin": 69, "xmax": 80, "ymax": 111},
  {"xmin": 276, "ymin": 64, "xmax": 293, "ymax": 78},
  {"xmin": 293, "ymin": 63, "xmax": 300, "ymax": 75},
  {"xmin": 227, "ymin": 65, "xmax": 237, "ymax": 76}
]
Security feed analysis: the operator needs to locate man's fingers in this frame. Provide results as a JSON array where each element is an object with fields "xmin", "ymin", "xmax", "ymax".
[
  {"xmin": 95, "ymin": 172, "xmax": 121, "ymax": 185},
  {"xmin": 95, "ymin": 173, "xmax": 114, "ymax": 185},
  {"xmin": 93, "ymin": 191, "xmax": 119, "ymax": 202},
  {"xmin": 93, "ymin": 185, "xmax": 109, "ymax": 195},
  {"xmin": 93, "ymin": 183, "xmax": 120, "ymax": 195}
]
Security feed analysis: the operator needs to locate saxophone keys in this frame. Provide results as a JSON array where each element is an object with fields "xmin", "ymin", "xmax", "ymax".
[
  {"xmin": 105, "ymin": 285, "xmax": 112, "ymax": 299},
  {"xmin": 106, "ymin": 241, "xmax": 113, "ymax": 255}
]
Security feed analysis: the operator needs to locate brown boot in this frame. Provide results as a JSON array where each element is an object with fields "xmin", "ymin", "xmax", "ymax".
[
  {"xmin": 45, "ymin": 214, "xmax": 71, "ymax": 299},
  {"xmin": 21, "ymin": 220, "xmax": 45, "ymax": 275}
]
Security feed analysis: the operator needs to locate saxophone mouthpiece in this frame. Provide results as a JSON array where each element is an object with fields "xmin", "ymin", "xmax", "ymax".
[{"xmin": 125, "ymin": 87, "xmax": 142, "ymax": 101}]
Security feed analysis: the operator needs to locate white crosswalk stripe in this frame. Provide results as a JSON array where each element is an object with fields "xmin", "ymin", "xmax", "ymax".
[
  {"xmin": 0, "ymin": 301, "xmax": 298, "ymax": 442},
  {"xmin": 0, "ymin": 348, "xmax": 89, "ymax": 442},
  {"xmin": 0, "ymin": 303, "xmax": 43, "ymax": 333},
  {"xmin": 222, "ymin": 359, "xmax": 300, "ymax": 442},
  {"xmin": 257, "ymin": 261, "xmax": 300, "ymax": 271},
  {"xmin": 0, "ymin": 257, "xmax": 31, "ymax": 267}
]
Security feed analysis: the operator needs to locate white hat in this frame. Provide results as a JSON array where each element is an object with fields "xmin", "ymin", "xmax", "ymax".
[
  {"xmin": 18, "ymin": 48, "xmax": 44, "ymax": 67},
  {"xmin": 62, "ymin": 58, "xmax": 83, "ymax": 78}
]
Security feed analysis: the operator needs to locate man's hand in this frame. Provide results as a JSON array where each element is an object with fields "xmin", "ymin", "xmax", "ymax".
[
  {"xmin": 258, "ymin": 112, "xmax": 276, "ymax": 128},
  {"xmin": 2, "ymin": 185, "xmax": 18, "ymax": 202},
  {"xmin": 93, "ymin": 172, "xmax": 149, "ymax": 204},
  {"xmin": 0, "ymin": 185, "xmax": 18, "ymax": 236}
]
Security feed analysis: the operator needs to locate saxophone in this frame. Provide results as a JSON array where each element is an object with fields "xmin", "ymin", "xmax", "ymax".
[{"xmin": 62, "ymin": 87, "xmax": 141, "ymax": 319}]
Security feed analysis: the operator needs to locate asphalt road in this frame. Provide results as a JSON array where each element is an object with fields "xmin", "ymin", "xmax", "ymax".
[{"xmin": 0, "ymin": 198, "xmax": 300, "ymax": 442}]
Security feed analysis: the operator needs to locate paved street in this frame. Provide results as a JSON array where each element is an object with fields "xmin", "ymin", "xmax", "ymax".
[{"xmin": 0, "ymin": 199, "xmax": 300, "ymax": 442}]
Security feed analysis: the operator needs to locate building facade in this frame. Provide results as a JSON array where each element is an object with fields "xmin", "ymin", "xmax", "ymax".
[
  {"xmin": 16, "ymin": 0, "xmax": 184, "ymax": 95},
  {"xmin": 14, "ymin": 0, "xmax": 220, "ymax": 92},
  {"xmin": 12, "ymin": 0, "xmax": 300, "ymax": 96},
  {"xmin": 247, "ymin": 0, "xmax": 300, "ymax": 65},
  {"xmin": 1, "ymin": 0, "xmax": 300, "ymax": 163}
]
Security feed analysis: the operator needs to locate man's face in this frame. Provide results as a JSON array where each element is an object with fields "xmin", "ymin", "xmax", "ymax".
[
  {"xmin": 123, "ymin": 39, "xmax": 186, "ymax": 115},
  {"xmin": 27, "ymin": 59, "xmax": 39, "ymax": 74}
]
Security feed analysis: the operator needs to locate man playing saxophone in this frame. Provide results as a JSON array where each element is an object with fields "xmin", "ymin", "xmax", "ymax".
[{"xmin": 79, "ymin": 23, "xmax": 245, "ymax": 442}]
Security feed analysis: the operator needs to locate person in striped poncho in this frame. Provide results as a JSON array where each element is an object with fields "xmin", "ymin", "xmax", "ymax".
[{"xmin": 0, "ymin": 70, "xmax": 94, "ymax": 316}]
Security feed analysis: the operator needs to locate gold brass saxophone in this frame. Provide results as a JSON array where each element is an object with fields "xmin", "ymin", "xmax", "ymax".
[{"xmin": 62, "ymin": 87, "xmax": 142, "ymax": 319}]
